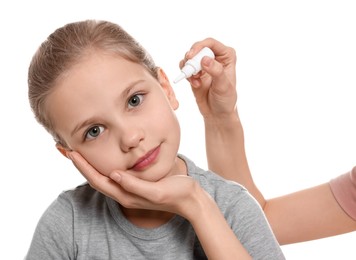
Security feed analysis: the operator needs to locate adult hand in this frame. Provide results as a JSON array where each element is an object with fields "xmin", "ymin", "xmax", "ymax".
[{"xmin": 178, "ymin": 38, "xmax": 238, "ymax": 120}]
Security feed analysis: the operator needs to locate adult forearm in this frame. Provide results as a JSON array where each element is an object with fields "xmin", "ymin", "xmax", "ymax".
[
  {"xmin": 204, "ymin": 112, "xmax": 266, "ymax": 207},
  {"xmin": 265, "ymin": 183, "xmax": 356, "ymax": 244}
]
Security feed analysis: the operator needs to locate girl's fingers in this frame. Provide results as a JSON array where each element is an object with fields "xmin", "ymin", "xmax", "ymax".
[
  {"xmin": 68, "ymin": 151, "xmax": 133, "ymax": 203},
  {"xmin": 68, "ymin": 151, "xmax": 105, "ymax": 188},
  {"xmin": 110, "ymin": 172, "xmax": 164, "ymax": 204}
]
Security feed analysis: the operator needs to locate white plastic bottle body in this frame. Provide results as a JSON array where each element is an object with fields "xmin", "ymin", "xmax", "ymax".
[{"xmin": 174, "ymin": 47, "xmax": 215, "ymax": 83}]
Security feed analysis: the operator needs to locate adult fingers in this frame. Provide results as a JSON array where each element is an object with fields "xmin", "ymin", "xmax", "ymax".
[{"xmin": 187, "ymin": 37, "xmax": 236, "ymax": 65}]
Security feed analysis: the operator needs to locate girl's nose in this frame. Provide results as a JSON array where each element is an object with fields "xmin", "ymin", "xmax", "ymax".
[{"xmin": 120, "ymin": 126, "xmax": 144, "ymax": 153}]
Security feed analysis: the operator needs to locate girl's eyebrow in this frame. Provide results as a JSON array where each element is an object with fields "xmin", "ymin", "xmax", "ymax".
[
  {"xmin": 70, "ymin": 79, "xmax": 146, "ymax": 137},
  {"xmin": 119, "ymin": 79, "xmax": 145, "ymax": 105},
  {"xmin": 71, "ymin": 118, "xmax": 97, "ymax": 138}
]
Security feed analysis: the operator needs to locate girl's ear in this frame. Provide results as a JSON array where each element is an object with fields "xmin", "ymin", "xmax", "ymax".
[
  {"xmin": 55, "ymin": 143, "xmax": 71, "ymax": 159},
  {"xmin": 156, "ymin": 68, "xmax": 179, "ymax": 110}
]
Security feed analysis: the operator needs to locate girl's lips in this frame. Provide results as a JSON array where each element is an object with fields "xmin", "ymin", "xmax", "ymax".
[{"xmin": 130, "ymin": 146, "xmax": 160, "ymax": 171}]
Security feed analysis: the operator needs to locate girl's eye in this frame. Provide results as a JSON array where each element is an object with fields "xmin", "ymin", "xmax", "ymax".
[
  {"xmin": 85, "ymin": 125, "xmax": 104, "ymax": 140},
  {"xmin": 128, "ymin": 94, "xmax": 144, "ymax": 108}
]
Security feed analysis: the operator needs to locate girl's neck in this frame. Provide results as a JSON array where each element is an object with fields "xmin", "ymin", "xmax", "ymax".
[{"xmin": 121, "ymin": 207, "xmax": 175, "ymax": 228}]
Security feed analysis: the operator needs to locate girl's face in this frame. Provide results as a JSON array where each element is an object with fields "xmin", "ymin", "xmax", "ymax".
[{"xmin": 46, "ymin": 51, "xmax": 182, "ymax": 181}]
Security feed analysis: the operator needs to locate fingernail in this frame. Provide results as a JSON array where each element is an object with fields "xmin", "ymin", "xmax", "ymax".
[
  {"xmin": 186, "ymin": 49, "xmax": 194, "ymax": 59},
  {"xmin": 202, "ymin": 56, "xmax": 212, "ymax": 67},
  {"xmin": 111, "ymin": 172, "xmax": 122, "ymax": 182},
  {"xmin": 67, "ymin": 151, "xmax": 74, "ymax": 160}
]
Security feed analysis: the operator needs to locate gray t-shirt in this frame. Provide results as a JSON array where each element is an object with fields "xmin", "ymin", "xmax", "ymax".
[{"xmin": 25, "ymin": 155, "xmax": 285, "ymax": 259}]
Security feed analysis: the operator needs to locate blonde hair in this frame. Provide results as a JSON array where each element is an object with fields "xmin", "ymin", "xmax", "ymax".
[{"xmin": 28, "ymin": 20, "xmax": 158, "ymax": 145}]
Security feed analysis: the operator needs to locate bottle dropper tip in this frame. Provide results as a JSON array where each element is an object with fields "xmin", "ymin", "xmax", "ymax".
[{"xmin": 173, "ymin": 72, "xmax": 186, "ymax": 84}]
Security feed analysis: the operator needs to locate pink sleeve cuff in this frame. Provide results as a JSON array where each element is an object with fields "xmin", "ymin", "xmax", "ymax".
[{"xmin": 329, "ymin": 166, "xmax": 356, "ymax": 220}]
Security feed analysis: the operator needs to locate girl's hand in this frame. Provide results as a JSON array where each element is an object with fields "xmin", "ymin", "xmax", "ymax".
[
  {"xmin": 68, "ymin": 151, "xmax": 209, "ymax": 221},
  {"xmin": 68, "ymin": 151, "xmax": 252, "ymax": 259}
]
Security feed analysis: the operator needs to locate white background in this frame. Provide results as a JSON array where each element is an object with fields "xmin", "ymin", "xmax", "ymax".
[{"xmin": 1, "ymin": 0, "xmax": 355, "ymax": 259}]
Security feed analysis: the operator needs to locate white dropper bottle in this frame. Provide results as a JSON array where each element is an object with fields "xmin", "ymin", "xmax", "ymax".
[{"xmin": 174, "ymin": 47, "xmax": 215, "ymax": 83}]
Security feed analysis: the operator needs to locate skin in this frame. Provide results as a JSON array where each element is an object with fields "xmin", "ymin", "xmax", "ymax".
[{"xmin": 50, "ymin": 50, "xmax": 251, "ymax": 259}]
